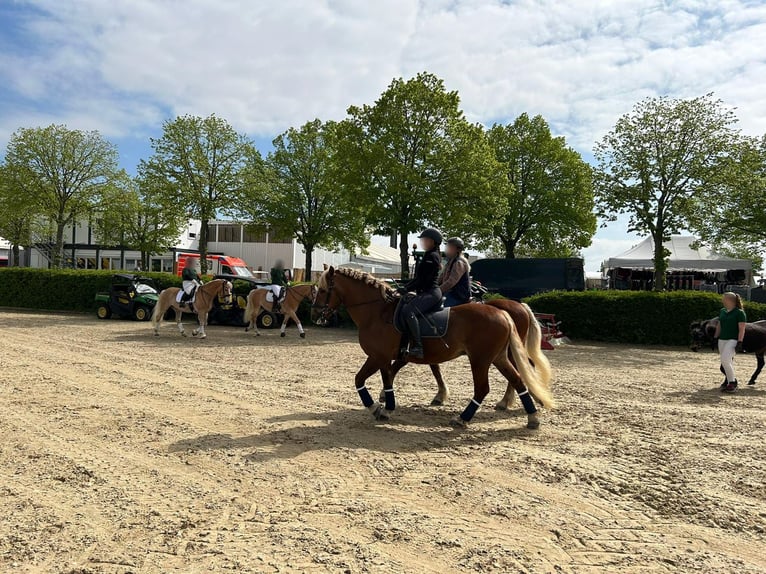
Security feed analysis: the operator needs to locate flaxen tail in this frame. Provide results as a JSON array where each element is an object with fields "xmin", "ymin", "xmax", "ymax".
[
  {"xmin": 521, "ymin": 302, "xmax": 553, "ymax": 389},
  {"xmin": 504, "ymin": 312, "xmax": 555, "ymax": 410}
]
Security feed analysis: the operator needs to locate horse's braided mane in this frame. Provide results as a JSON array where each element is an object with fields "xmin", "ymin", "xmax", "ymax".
[{"xmin": 328, "ymin": 267, "xmax": 397, "ymax": 300}]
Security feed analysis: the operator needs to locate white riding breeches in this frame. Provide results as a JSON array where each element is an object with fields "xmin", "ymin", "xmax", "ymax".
[
  {"xmin": 183, "ymin": 280, "xmax": 199, "ymax": 295},
  {"xmin": 719, "ymin": 339, "xmax": 737, "ymax": 382},
  {"xmin": 272, "ymin": 285, "xmax": 282, "ymax": 298}
]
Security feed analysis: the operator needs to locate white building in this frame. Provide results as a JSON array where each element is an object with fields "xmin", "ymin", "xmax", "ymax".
[{"xmin": 13, "ymin": 219, "xmax": 407, "ymax": 279}]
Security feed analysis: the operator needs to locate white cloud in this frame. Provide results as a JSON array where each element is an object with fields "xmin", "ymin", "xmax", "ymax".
[{"xmin": 2, "ymin": 0, "xmax": 765, "ymax": 270}]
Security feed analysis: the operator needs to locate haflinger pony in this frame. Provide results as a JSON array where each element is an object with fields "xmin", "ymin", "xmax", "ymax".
[
  {"xmin": 691, "ymin": 318, "xmax": 766, "ymax": 385},
  {"xmin": 243, "ymin": 283, "xmax": 318, "ymax": 338},
  {"xmin": 151, "ymin": 279, "xmax": 232, "ymax": 339},
  {"xmin": 313, "ymin": 266, "xmax": 554, "ymax": 429},
  {"xmin": 397, "ymin": 297, "xmax": 553, "ymax": 409}
]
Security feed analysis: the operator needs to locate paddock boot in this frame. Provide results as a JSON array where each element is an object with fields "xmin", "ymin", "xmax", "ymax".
[
  {"xmin": 406, "ymin": 314, "xmax": 424, "ymax": 359},
  {"xmin": 723, "ymin": 380, "xmax": 738, "ymax": 393}
]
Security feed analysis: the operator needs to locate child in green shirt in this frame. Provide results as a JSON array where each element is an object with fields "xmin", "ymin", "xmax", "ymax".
[{"xmin": 714, "ymin": 292, "xmax": 747, "ymax": 393}]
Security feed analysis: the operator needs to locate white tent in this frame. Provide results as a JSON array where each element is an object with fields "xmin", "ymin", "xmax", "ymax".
[{"xmin": 605, "ymin": 235, "xmax": 751, "ymax": 272}]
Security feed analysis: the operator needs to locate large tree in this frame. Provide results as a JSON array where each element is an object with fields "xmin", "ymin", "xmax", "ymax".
[
  {"xmin": 336, "ymin": 72, "xmax": 505, "ymax": 278},
  {"xmin": 482, "ymin": 113, "xmax": 595, "ymax": 258},
  {"xmin": 93, "ymin": 174, "xmax": 187, "ymax": 270},
  {"xmin": 688, "ymin": 134, "xmax": 766, "ymax": 271},
  {"xmin": 139, "ymin": 114, "xmax": 256, "ymax": 273},
  {"xmin": 593, "ymin": 94, "xmax": 740, "ymax": 290},
  {"xmin": 240, "ymin": 119, "xmax": 369, "ymax": 278},
  {"xmin": 4, "ymin": 125, "xmax": 120, "ymax": 267}
]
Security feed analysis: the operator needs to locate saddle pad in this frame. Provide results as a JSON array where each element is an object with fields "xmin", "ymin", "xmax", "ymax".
[{"xmin": 395, "ymin": 306, "xmax": 451, "ymax": 338}]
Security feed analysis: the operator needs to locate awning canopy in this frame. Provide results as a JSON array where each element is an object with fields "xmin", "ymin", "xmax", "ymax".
[{"xmin": 605, "ymin": 236, "xmax": 751, "ymax": 272}]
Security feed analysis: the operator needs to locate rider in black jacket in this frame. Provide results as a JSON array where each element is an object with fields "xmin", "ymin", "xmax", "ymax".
[{"xmin": 399, "ymin": 228, "xmax": 443, "ymax": 358}]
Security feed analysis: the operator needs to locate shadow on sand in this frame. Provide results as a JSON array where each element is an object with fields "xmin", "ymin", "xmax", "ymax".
[{"xmin": 167, "ymin": 404, "xmax": 538, "ymax": 462}]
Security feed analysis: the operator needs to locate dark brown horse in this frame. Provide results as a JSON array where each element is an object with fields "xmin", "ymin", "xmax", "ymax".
[
  {"xmin": 691, "ymin": 318, "xmax": 766, "ymax": 385},
  {"xmin": 385, "ymin": 298, "xmax": 553, "ymax": 409},
  {"xmin": 313, "ymin": 267, "xmax": 554, "ymax": 429}
]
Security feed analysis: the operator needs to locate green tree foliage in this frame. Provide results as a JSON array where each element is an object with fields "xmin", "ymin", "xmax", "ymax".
[
  {"xmin": 482, "ymin": 113, "xmax": 595, "ymax": 258},
  {"xmin": 0, "ymin": 164, "xmax": 46, "ymax": 266},
  {"xmin": 139, "ymin": 114, "xmax": 256, "ymax": 273},
  {"xmin": 4, "ymin": 125, "xmax": 120, "ymax": 267},
  {"xmin": 688, "ymin": 134, "xmax": 766, "ymax": 271},
  {"xmin": 336, "ymin": 72, "xmax": 505, "ymax": 278},
  {"xmin": 93, "ymin": 175, "xmax": 187, "ymax": 270},
  {"xmin": 240, "ymin": 119, "xmax": 369, "ymax": 277},
  {"xmin": 593, "ymin": 94, "xmax": 741, "ymax": 290}
]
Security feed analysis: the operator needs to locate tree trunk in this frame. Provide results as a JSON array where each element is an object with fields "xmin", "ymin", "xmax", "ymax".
[
  {"xmin": 399, "ymin": 228, "xmax": 411, "ymax": 280},
  {"xmin": 389, "ymin": 231, "xmax": 397, "ymax": 249},
  {"xmin": 304, "ymin": 245, "xmax": 314, "ymax": 282},
  {"xmin": 141, "ymin": 251, "xmax": 150, "ymax": 271},
  {"xmin": 503, "ymin": 238, "xmax": 517, "ymax": 259},
  {"xmin": 11, "ymin": 244, "xmax": 20, "ymax": 267},
  {"xmin": 652, "ymin": 227, "xmax": 667, "ymax": 291},
  {"xmin": 199, "ymin": 219, "xmax": 209, "ymax": 274},
  {"xmin": 54, "ymin": 220, "xmax": 66, "ymax": 268}
]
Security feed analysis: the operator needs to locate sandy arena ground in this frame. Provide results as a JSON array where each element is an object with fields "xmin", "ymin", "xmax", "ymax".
[{"xmin": 0, "ymin": 310, "xmax": 765, "ymax": 573}]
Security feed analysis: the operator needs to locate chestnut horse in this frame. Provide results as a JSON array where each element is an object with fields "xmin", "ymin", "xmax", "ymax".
[
  {"xmin": 151, "ymin": 279, "xmax": 232, "ymax": 339},
  {"xmin": 386, "ymin": 298, "xmax": 553, "ymax": 409},
  {"xmin": 313, "ymin": 267, "xmax": 554, "ymax": 429},
  {"xmin": 243, "ymin": 283, "xmax": 318, "ymax": 338}
]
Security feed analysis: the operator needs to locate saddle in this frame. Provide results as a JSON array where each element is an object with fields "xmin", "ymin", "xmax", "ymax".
[{"xmin": 393, "ymin": 296, "xmax": 451, "ymax": 339}]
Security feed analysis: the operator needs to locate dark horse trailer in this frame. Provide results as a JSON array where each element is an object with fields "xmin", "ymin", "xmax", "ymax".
[{"xmin": 470, "ymin": 257, "xmax": 585, "ymax": 300}]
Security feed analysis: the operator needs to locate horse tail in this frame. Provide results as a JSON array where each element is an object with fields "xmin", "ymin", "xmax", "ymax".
[
  {"xmin": 521, "ymin": 302, "xmax": 553, "ymax": 390},
  {"xmin": 151, "ymin": 291, "xmax": 165, "ymax": 328},
  {"xmin": 504, "ymin": 311, "xmax": 555, "ymax": 410},
  {"xmin": 244, "ymin": 290, "xmax": 256, "ymax": 326}
]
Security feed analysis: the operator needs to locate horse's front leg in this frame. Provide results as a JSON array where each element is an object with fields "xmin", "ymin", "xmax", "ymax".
[
  {"xmin": 450, "ymin": 358, "xmax": 491, "ymax": 428},
  {"xmin": 750, "ymin": 353, "xmax": 765, "ymax": 385},
  {"xmin": 193, "ymin": 311, "xmax": 207, "ymax": 339},
  {"xmin": 176, "ymin": 307, "xmax": 186, "ymax": 337},
  {"xmin": 356, "ymin": 357, "xmax": 388, "ymax": 421}
]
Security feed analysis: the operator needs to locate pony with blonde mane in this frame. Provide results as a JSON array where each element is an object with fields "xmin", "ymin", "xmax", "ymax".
[
  {"xmin": 243, "ymin": 283, "xmax": 318, "ymax": 338},
  {"xmin": 313, "ymin": 266, "xmax": 554, "ymax": 429},
  {"xmin": 151, "ymin": 279, "xmax": 232, "ymax": 339}
]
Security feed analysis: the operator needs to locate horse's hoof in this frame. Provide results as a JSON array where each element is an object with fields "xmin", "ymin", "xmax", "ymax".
[
  {"xmin": 280, "ymin": 332, "xmax": 286, "ymax": 338},
  {"xmin": 153, "ymin": 332, "xmax": 159, "ymax": 337},
  {"xmin": 430, "ymin": 398, "xmax": 443, "ymax": 406},
  {"xmin": 379, "ymin": 390, "xmax": 386, "ymax": 403},
  {"xmin": 527, "ymin": 415, "xmax": 540, "ymax": 430},
  {"xmin": 449, "ymin": 416, "xmax": 468, "ymax": 429},
  {"xmin": 256, "ymin": 333, "xmax": 260, "ymax": 337},
  {"xmin": 370, "ymin": 403, "xmax": 389, "ymax": 421},
  {"xmin": 181, "ymin": 332, "xmax": 187, "ymax": 337},
  {"xmin": 495, "ymin": 401, "xmax": 509, "ymax": 411},
  {"xmin": 300, "ymin": 332, "xmax": 306, "ymax": 339}
]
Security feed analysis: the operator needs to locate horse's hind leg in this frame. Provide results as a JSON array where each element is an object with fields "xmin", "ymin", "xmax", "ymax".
[
  {"xmin": 429, "ymin": 364, "xmax": 449, "ymax": 406},
  {"xmin": 749, "ymin": 353, "xmax": 764, "ymax": 385},
  {"xmin": 450, "ymin": 359, "xmax": 491, "ymax": 428},
  {"xmin": 493, "ymin": 355, "xmax": 540, "ymax": 429}
]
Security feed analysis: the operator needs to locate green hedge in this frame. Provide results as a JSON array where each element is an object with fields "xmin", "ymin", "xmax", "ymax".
[
  {"xmin": 524, "ymin": 290, "xmax": 766, "ymax": 346},
  {"xmin": 0, "ymin": 268, "xmax": 182, "ymax": 312}
]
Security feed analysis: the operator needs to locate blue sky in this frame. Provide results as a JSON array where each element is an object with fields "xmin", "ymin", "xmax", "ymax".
[{"xmin": 1, "ymin": 0, "xmax": 765, "ymax": 270}]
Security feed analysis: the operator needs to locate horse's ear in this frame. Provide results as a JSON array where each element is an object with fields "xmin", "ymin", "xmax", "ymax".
[
  {"xmin": 327, "ymin": 265, "xmax": 335, "ymax": 277},
  {"xmin": 323, "ymin": 263, "xmax": 329, "ymax": 270}
]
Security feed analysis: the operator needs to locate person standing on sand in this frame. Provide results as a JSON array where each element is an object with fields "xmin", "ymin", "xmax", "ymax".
[{"xmin": 714, "ymin": 291, "xmax": 747, "ymax": 393}]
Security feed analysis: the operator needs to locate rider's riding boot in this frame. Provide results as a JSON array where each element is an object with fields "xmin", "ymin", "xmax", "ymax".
[{"xmin": 406, "ymin": 313, "xmax": 424, "ymax": 359}]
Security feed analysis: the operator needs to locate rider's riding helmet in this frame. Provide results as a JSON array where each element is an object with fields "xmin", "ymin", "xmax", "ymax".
[
  {"xmin": 446, "ymin": 237, "xmax": 465, "ymax": 252},
  {"xmin": 418, "ymin": 228, "xmax": 443, "ymax": 245}
]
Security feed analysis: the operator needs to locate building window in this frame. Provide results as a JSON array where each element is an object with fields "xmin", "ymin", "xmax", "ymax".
[
  {"xmin": 243, "ymin": 228, "xmax": 266, "ymax": 243},
  {"xmin": 269, "ymin": 230, "xmax": 294, "ymax": 244},
  {"xmin": 217, "ymin": 224, "xmax": 241, "ymax": 243}
]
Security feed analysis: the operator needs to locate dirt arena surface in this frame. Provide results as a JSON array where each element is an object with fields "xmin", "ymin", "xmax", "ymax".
[{"xmin": 1, "ymin": 310, "xmax": 765, "ymax": 574}]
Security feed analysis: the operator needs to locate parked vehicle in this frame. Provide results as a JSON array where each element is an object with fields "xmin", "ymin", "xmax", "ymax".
[
  {"xmin": 206, "ymin": 274, "xmax": 282, "ymax": 329},
  {"xmin": 177, "ymin": 253, "xmax": 253, "ymax": 278},
  {"xmin": 95, "ymin": 274, "xmax": 159, "ymax": 321}
]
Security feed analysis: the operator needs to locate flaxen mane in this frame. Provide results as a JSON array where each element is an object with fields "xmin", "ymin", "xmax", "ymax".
[{"xmin": 321, "ymin": 267, "xmax": 396, "ymax": 300}]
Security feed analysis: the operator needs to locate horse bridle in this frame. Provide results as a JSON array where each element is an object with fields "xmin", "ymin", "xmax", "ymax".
[{"xmin": 311, "ymin": 274, "xmax": 397, "ymax": 325}]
